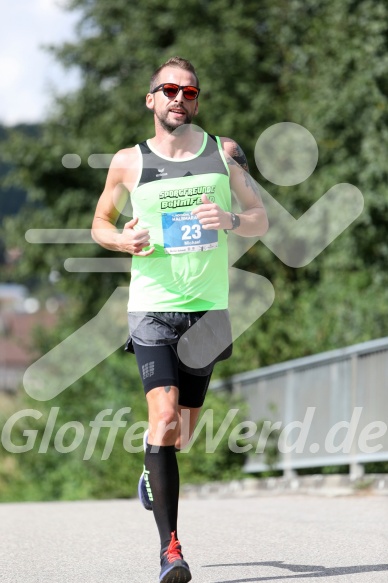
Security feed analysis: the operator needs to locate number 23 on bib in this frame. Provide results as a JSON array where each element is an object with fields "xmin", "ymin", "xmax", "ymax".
[{"xmin": 162, "ymin": 211, "xmax": 218, "ymax": 254}]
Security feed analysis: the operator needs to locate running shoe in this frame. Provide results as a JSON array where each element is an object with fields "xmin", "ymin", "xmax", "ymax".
[
  {"xmin": 159, "ymin": 532, "xmax": 192, "ymax": 583},
  {"xmin": 138, "ymin": 429, "xmax": 153, "ymax": 511}
]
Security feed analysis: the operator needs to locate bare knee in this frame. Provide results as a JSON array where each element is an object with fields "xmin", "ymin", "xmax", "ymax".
[
  {"xmin": 149, "ymin": 411, "xmax": 179, "ymax": 445},
  {"xmin": 146, "ymin": 385, "xmax": 181, "ymax": 446},
  {"xmin": 158, "ymin": 408, "xmax": 179, "ymax": 431}
]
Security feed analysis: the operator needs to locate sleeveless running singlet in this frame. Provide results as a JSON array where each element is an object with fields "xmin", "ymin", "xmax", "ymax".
[{"xmin": 128, "ymin": 132, "xmax": 231, "ymax": 312}]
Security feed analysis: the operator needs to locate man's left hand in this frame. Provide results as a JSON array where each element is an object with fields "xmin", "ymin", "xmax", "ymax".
[{"xmin": 192, "ymin": 193, "xmax": 232, "ymax": 230}]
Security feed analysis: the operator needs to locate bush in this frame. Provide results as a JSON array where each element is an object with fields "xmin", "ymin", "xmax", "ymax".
[{"xmin": 0, "ymin": 341, "xmax": 247, "ymax": 501}]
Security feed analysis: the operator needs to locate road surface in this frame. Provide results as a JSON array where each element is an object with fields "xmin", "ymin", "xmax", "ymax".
[{"xmin": 0, "ymin": 494, "xmax": 387, "ymax": 582}]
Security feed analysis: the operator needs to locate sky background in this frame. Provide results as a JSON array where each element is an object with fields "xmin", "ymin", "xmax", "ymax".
[{"xmin": 0, "ymin": 0, "xmax": 81, "ymax": 126}]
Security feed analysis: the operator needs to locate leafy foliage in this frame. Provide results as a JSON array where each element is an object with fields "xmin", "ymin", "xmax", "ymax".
[
  {"xmin": 2, "ymin": 0, "xmax": 388, "ymax": 499},
  {"xmin": 0, "ymin": 323, "xmax": 247, "ymax": 501}
]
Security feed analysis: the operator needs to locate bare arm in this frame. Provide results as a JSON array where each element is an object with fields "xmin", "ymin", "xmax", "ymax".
[
  {"xmin": 91, "ymin": 148, "xmax": 154, "ymax": 256},
  {"xmin": 227, "ymin": 140, "xmax": 250, "ymax": 173},
  {"xmin": 192, "ymin": 138, "xmax": 268, "ymax": 237},
  {"xmin": 222, "ymin": 137, "xmax": 268, "ymax": 237}
]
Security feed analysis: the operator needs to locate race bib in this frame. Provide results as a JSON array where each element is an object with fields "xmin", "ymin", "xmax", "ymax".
[{"xmin": 162, "ymin": 211, "xmax": 218, "ymax": 254}]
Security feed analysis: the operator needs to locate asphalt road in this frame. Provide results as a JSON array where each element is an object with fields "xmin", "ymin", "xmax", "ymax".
[{"xmin": 0, "ymin": 494, "xmax": 387, "ymax": 583}]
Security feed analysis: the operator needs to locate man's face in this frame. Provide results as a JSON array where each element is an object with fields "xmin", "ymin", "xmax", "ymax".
[{"xmin": 146, "ymin": 66, "xmax": 199, "ymax": 133}]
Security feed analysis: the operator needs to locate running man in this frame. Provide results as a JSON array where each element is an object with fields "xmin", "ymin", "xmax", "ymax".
[{"xmin": 91, "ymin": 56, "xmax": 268, "ymax": 583}]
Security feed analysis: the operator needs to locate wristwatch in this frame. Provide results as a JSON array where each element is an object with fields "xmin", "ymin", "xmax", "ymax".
[{"xmin": 224, "ymin": 212, "xmax": 241, "ymax": 233}]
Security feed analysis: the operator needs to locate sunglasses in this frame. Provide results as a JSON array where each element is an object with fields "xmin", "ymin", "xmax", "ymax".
[{"xmin": 151, "ymin": 83, "xmax": 200, "ymax": 101}]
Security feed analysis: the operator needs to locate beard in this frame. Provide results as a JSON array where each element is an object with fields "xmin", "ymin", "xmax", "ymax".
[{"xmin": 155, "ymin": 108, "xmax": 194, "ymax": 134}]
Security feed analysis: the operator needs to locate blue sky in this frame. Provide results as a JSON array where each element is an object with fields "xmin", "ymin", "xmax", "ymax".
[{"xmin": 0, "ymin": 0, "xmax": 81, "ymax": 126}]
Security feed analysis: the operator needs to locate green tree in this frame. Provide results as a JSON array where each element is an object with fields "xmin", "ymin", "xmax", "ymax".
[
  {"xmin": 0, "ymin": 329, "xmax": 247, "ymax": 502},
  {"xmin": 5, "ymin": 0, "xmax": 388, "ymax": 350}
]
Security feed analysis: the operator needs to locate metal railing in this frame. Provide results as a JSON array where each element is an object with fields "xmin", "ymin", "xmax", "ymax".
[{"xmin": 211, "ymin": 337, "xmax": 388, "ymax": 477}]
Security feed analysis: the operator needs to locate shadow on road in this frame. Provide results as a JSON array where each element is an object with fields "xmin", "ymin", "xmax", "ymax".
[{"xmin": 202, "ymin": 561, "xmax": 388, "ymax": 582}]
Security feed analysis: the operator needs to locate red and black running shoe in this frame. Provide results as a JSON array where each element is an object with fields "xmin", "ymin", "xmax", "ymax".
[{"xmin": 159, "ymin": 531, "xmax": 192, "ymax": 583}]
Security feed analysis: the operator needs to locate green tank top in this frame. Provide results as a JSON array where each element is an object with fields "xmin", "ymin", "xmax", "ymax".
[{"xmin": 128, "ymin": 132, "xmax": 231, "ymax": 312}]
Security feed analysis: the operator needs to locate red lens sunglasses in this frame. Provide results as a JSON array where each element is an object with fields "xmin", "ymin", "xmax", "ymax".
[{"xmin": 151, "ymin": 83, "xmax": 200, "ymax": 101}]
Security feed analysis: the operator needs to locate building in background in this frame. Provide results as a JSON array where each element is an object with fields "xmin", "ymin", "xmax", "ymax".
[{"xmin": 0, "ymin": 283, "xmax": 58, "ymax": 394}]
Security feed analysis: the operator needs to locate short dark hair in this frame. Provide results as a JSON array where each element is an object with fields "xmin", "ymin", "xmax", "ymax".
[{"xmin": 150, "ymin": 57, "xmax": 199, "ymax": 91}]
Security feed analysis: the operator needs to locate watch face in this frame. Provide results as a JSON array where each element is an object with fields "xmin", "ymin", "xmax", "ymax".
[{"xmin": 232, "ymin": 213, "xmax": 240, "ymax": 229}]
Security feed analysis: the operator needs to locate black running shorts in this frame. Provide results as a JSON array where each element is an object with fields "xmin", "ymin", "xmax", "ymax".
[{"xmin": 124, "ymin": 311, "xmax": 233, "ymax": 408}]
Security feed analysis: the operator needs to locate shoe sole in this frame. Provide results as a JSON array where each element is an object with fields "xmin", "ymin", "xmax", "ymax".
[
  {"xmin": 138, "ymin": 429, "xmax": 153, "ymax": 511},
  {"xmin": 160, "ymin": 565, "xmax": 192, "ymax": 583},
  {"xmin": 138, "ymin": 473, "xmax": 153, "ymax": 511}
]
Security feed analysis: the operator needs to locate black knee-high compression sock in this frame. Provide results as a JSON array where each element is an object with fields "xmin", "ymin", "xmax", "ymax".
[{"xmin": 145, "ymin": 443, "xmax": 180, "ymax": 551}]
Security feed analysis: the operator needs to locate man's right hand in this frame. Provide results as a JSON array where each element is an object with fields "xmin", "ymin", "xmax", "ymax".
[{"xmin": 119, "ymin": 217, "xmax": 155, "ymax": 256}]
